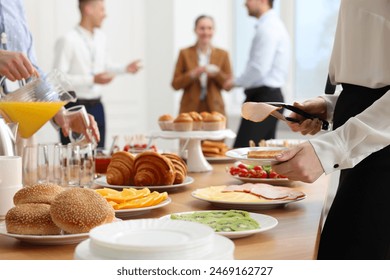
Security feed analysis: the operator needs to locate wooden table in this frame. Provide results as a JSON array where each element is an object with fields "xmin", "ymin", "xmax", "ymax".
[{"xmin": 0, "ymin": 163, "xmax": 329, "ymax": 260}]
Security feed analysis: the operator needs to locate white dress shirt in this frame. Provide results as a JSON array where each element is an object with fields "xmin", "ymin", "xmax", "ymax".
[
  {"xmin": 53, "ymin": 26, "xmax": 126, "ymax": 100},
  {"xmin": 235, "ymin": 9, "xmax": 290, "ymax": 89},
  {"xmin": 310, "ymin": 0, "xmax": 390, "ymax": 174}
]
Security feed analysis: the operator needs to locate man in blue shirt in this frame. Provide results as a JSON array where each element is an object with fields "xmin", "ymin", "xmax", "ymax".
[{"xmin": 224, "ymin": 0, "xmax": 290, "ymax": 147}]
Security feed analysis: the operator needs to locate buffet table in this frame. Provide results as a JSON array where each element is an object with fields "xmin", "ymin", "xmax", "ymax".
[{"xmin": 0, "ymin": 163, "xmax": 329, "ymax": 260}]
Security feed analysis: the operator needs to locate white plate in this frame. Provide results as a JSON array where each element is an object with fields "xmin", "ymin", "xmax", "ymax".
[
  {"xmin": 74, "ymin": 234, "xmax": 234, "ymax": 260},
  {"xmin": 225, "ymin": 147, "xmax": 286, "ymax": 165},
  {"xmin": 87, "ymin": 219, "xmax": 216, "ymax": 259},
  {"xmin": 0, "ymin": 221, "xmax": 88, "ymax": 245},
  {"xmin": 160, "ymin": 211, "xmax": 278, "ymax": 239},
  {"xmin": 191, "ymin": 191, "xmax": 306, "ymax": 210},
  {"xmin": 94, "ymin": 176, "xmax": 194, "ymax": 190},
  {"xmin": 114, "ymin": 197, "xmax": 172, "ymax": 219},
  {"xmin": 230, "ymin": 174, "xmax": 293, "ymax": 186},
  {"xmin": 204, "ymin": 156, "xmax": 236, "ymax": 163}
]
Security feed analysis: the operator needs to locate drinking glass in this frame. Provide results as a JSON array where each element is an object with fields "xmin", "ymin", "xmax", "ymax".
[
  {"xmin": 94, "ymin": 148, "xmax": 111, "ymax": 176},
  {"xmin": 22, "ymin": 143, "xmax": 62, "ymax": 186},
  {"xmin": 63, "ymin": 105, "xmax": 96, "ymax": 148}
]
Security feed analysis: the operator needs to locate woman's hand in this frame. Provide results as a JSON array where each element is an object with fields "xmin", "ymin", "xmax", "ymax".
[
  {"xmin": 287, "ymin": 98, "xmax": 327, "ymax": 135},
  {"xmin": 272, "ymin": 141, "xmax": 324, "ymax": 183}
]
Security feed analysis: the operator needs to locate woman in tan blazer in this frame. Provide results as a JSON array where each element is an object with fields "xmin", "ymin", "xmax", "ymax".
[{"xmin": 171, "ymin": 15, "xmax": 232, "ymax": 116}]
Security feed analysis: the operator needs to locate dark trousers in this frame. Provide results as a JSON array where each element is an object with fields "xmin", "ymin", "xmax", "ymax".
[
  {"xmin": 233, "ymin": 86, "xmax": 284, "ymax": 148},
  {"xmin": 318, "ymin": 84, "xmax": 390, "ymax": 260},
  {"xmin": 60, "ymin": 99, "xmax": 106, "ymax": 148}
]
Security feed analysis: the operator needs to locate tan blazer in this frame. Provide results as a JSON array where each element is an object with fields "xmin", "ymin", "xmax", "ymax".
[{"xmin": 171, "ymin": 46, "xmax": 232, "ymax": 115}]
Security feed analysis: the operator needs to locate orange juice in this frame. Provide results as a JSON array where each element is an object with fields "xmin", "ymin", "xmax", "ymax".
[{"xmin": 0, "ymin": 101, "xmax": 66, "ymax": 138}]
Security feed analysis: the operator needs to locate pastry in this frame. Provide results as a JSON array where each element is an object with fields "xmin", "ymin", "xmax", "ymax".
[
  {"xmin": 6, "ymin": 203, "xmax": 62, "ymax": 235},
  {"xmin": 158, "ymin": 114, "xmax": 174, "ymax": 131},
  {"xmin": 173, "ymin": 113, "xmax": 193, "ymax": 131},
  {"xmin": 50, "ymin": 188, "xmax": 115, "ymax": 234},
  {"xmin": 162, "ymin": 153, "xmax": 188, "ymax": 184},
  {"xmin": 202, "ymin": 113, "xmax": 222, "ymax": 131},
  {"xmin": 134, "ymin": 151, "xmax": 175, "ymax": 186},
  {"xmin": 211, "ymin": 111, "xmax": 226, "ymax": 130},
  {"xmin": 202, "ymin": 141, "xmax": 229, "ymax": 157},
  {"xmin": 188, "ymin": 111, "xmax": 203, "ymax": 131},
  {"xmin": 106, "ymin": 151, "xmax": 135, "ymax": 186},
  {"xmin": 247, "ymin": 150, "xmax": 284, "ymax": 159}
]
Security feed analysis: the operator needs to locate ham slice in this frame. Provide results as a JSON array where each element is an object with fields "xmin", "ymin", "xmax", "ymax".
[{"xmin": 223, "ymin": 183, "xmax": 305, "ymax": 200}]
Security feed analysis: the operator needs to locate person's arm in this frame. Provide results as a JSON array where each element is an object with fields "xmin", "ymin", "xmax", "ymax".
[
  {"xmin": 171, "ymin": 50, "xmax": 198, "ymax": 90},
  {"xmin": 273, "ymin": 90, "xmax": 390, "ymax": 182},
  {"xmin": 0, "ymin": 50, "xmax": 37, "ymax": 81},
  {"xmin": 212, "ymin": 51, "xmax": 233, "ymax": 90}
]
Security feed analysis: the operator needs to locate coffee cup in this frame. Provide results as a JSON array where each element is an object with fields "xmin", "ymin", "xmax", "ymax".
[{"xmin": 0, "ymin": 156, "xmax": 22, "ymax": 218}]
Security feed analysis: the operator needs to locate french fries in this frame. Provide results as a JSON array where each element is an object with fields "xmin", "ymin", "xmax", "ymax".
[{"xmin": 95, "ymin": 187, "xmax": 168, "ymax": 210}]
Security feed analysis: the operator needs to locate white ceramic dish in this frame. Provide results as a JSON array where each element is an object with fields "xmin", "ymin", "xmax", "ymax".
[
  {"xmin": 204, "ymin": 156, "xmax": 236, "ymax": 163},
  {"xmin": 88, "ymin": 219, "xmax": 216, "ymax": 260},
  {"xmin": 225, "ymin": 147, "xmax": 287, "ymax": 165},
  {"xmin": 0, "ymin": 221, "xmax": 88, "ymax": 245},
  {"xmin": 74, "ymin": 234, "xmax": 234, "ymax": 260},
  {"xmin": 114, "ymin": 197, "xmax": 172, "ymax": 219},
  {"xmin": 191, "ymin": 192, "xmax": 306, "ymax": 210},
  {"xmin": 160, "ymin": 211, "xmax": 278, "ymax": 239},
  {"xmin": 94, "ymin": 176, "xmax": 194, "ymax": 190}
]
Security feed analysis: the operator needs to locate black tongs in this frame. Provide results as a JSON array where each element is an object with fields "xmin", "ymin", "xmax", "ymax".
[{"xmin": 266, "ymin": 102, "xmax": 329, "ymax": 130}]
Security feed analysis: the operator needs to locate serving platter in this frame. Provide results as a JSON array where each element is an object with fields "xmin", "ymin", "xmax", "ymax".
[
  {"xmin": 160, "ymin": 211, "xmax": 278, "ymax": 239},
  {"xmin": 192, "ymin": 185, "xmax": 306, "ymax": 210},
  {"xmin": 0, "ymin": 221, "xmax": 88, "ymax": 245},
  {"xmin": 94, "ymin": 176, "xmax": 194, "ymax": 191},
  {"xmin": 114, "ymin": 197, "xmax": 172, "ymax": 219},
  {"xmin": 225, "ymin": 147, "xmax": 287, "ymax": 165}
]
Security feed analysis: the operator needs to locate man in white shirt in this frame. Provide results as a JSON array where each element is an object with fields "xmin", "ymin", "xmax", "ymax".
[
  {"xmin": 224, "ymin": 0, "xmax": 290, "ymax": 148},
  {"xmin": 273, "ymin": 0, "xmax": 390, "ymax": 259},
  {"xmin": 53, "ymin": 0, "xmax": 141, "ymax": 148}
]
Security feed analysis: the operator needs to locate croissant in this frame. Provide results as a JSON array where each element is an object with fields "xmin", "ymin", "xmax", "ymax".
[
  {"xmin": 106, "ymin": 151, "xmax": 135, "ymax": 186},
  {"xmin": 134, "ymin": 151, "xmax": 175, "ymax": 186},
  {"xmin": 162, "ymin": 153, "xmax": 187, "ymax": 184}
]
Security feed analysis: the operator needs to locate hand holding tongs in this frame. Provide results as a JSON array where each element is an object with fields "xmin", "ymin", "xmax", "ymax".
[{"xmin": 241, "ymin": 102, "xmax": 329, "ymax": 130}]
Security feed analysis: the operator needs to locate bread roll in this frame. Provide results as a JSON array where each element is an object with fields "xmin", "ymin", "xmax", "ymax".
[
  {"xmin": 13, "ymin": 183, "xmax": 64, "ymax": 205},
  {"xmin": 6, "ymin": 203, "xmax": 61, "ymax": 235},
  {"xmin": 50, "ymin": 188, "xmax": 115, "ymax": 234}
]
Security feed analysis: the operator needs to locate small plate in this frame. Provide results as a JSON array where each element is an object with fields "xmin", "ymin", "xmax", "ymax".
[
  {"xmin": 94, "ymin": 176, "xmax": 194, "ymax": 190},
  {"xmin": 230, "ymin": 174, "xmax": 293, "ymax": 186},
  {"xmin": 225, "ymin": 147, "xmax": 286, "ymax": 165},
  {"xmin": 0, "ymin": 221, "xmax": 88, "ymax": 245},
  {"xmin": 160, "ymin": 211, "xmax": 278, "ymax": 239},
  {"xmin": 114, "ymin": 197, "xmax": 172, "ymax": 219},
  {"xmin": 204, "ymin": 156, "xmax": 236, "ymax": 163}
]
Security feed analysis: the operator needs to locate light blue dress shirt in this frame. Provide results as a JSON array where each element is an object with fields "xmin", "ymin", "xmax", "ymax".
[
  {"xmin": 235, "ymin": 9, "xmax": 290, "ymax": 89},
  {"xmin": 0, "ymin": 0, "xmax": 41, "ymax": 74}
]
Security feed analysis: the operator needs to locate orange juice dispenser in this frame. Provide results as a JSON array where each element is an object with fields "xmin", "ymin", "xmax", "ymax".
[{"xmin": 0, "ymin": 70, "xmax": 76, "ymax": 155}]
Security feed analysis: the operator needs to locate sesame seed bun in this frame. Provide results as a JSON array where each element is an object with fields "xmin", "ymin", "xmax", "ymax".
[
  {"xmin": 50, "ymin": 188, "xmax": 115, "ymax": 234},
  {"xmin": 5, "ymin": 203, "xmax": 62, "ymax": 235},
  {"xmin": 13, "ymin": 183, "xmax": 64, "ymax": 205}
]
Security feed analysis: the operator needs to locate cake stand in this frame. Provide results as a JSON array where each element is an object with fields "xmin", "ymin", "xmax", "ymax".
[{"xmin": 148, "ymin": 129, "xmax": 236, "ymax": 172}]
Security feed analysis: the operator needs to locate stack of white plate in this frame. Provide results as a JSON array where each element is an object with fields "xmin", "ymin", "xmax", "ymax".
[{"xmin": 74, "ymin": 219, "xmax": 235, "ymax": 260}]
